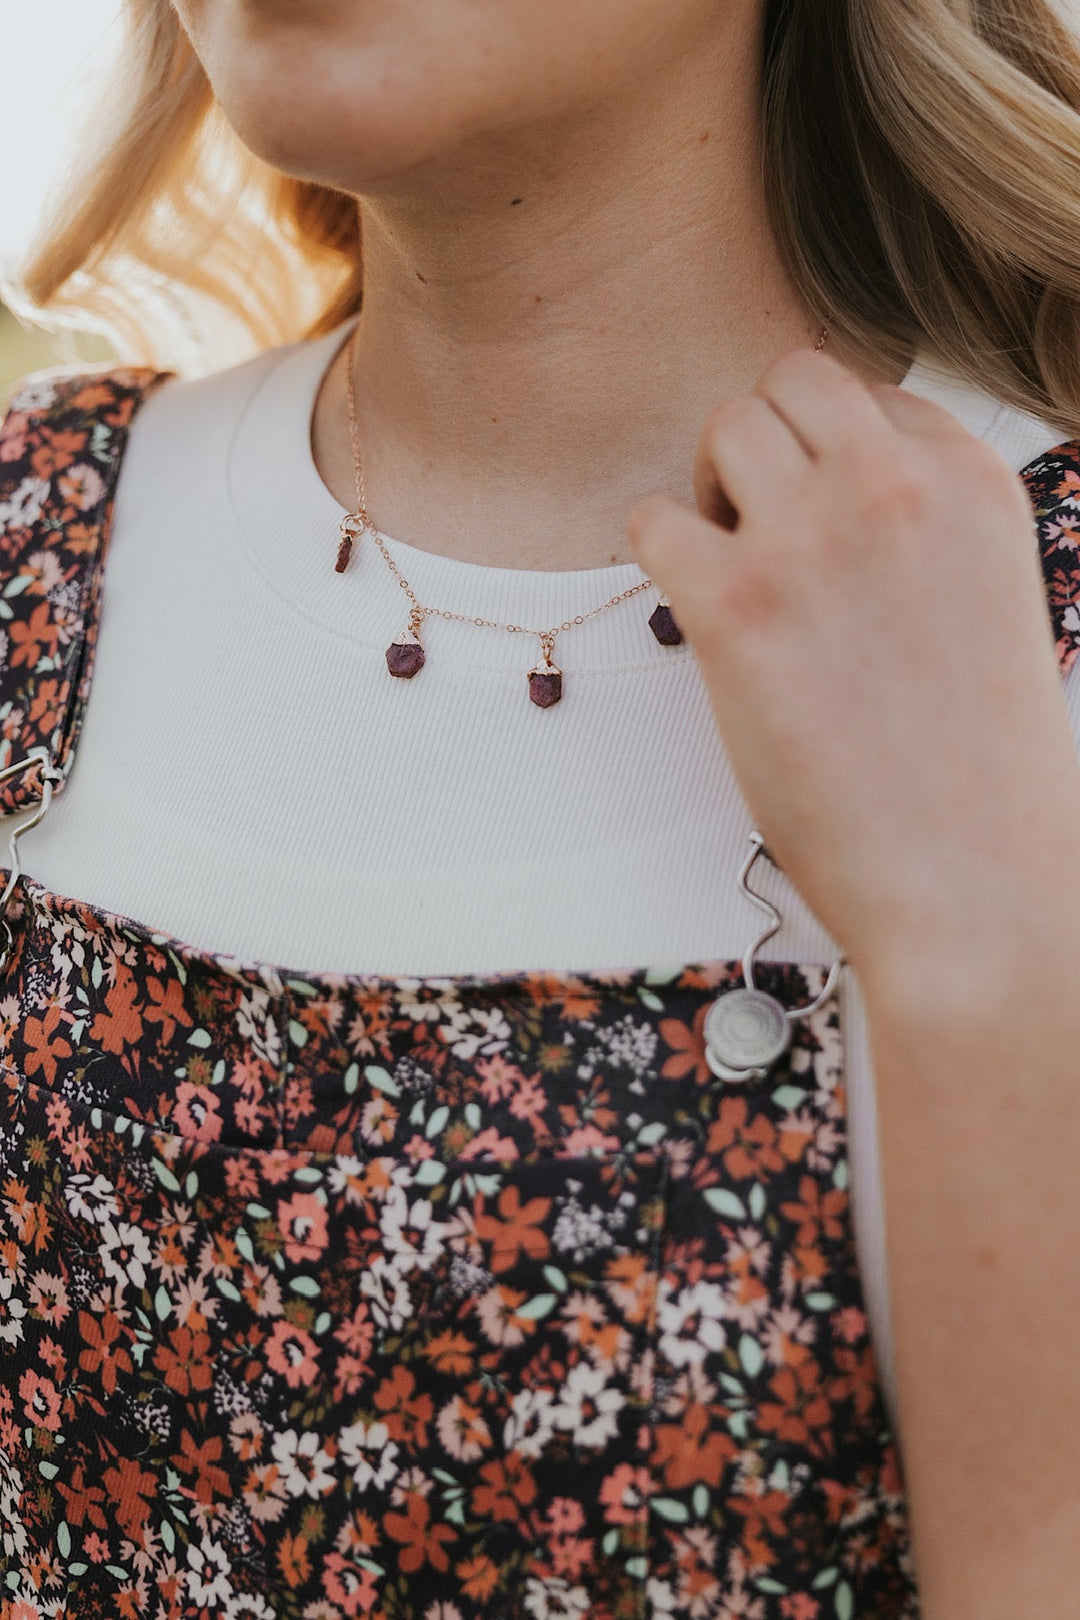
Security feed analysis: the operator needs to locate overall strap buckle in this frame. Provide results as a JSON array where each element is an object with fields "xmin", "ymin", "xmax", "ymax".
[{"xmin": 0, "ymin": 748, "xmax": 63, "ymax": 973}]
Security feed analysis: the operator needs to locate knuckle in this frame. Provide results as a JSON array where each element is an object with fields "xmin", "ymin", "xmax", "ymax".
[
  {"xmin": 701, "ymin": 394, "xmax": 755, "ymax": 445},
  {"xmin": 759, "ymin": 346, "xmax": 819, "ymax": 390},
  {"xmin": 850, "ymin": 452, "xmax": 928, "ymax": 527},
  {"xmin": 712, "ymin": 559, "xmax": 784, "ymax": 632}
]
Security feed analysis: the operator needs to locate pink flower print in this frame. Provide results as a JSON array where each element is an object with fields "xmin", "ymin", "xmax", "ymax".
[
  {"xmin": 266, "ymin": 1319, "xmax": 320, "ymax": 1388},
  {"xmin": 173, "ymin": 1082, "xmax": 223, "ymax": 1144},
  {"xmin": 277, "ymin": 1192, "xmax": 329, "ymax": 1263},
  {"xmin": 19, "ymin": 1368, "xmax": 61, "ymax": 1432}
]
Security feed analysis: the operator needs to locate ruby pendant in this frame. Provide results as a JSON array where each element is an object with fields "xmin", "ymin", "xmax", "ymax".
[
  {"xmin": 386, "ymin": 623, "xmax": 426, "ymax": 678},
  {"xmin": 648, "ymin": 595, "xmax": 683, "ymax": 646},
  {"xmin": 528, "ymin": 639, "xmax": 563, "ymax": 708},
  {"xmin": 335, "ymin": 514, "xmax": 365, "ymax": 573}
]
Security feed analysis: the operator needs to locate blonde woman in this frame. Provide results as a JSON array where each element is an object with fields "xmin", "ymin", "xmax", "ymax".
[{"xmin": 1, "ymin": 1, "xmax": 1079, "ymax": 1616}]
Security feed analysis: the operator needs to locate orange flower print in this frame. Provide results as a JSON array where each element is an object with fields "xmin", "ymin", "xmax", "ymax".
[
  {"xmin": 383, "ymin": 1494, "xmax": 456, "ymax": 1574},
  {"xmin": 653, "ymin": 1402, "xmax": 737, "ymax": 1489},
  {"xmin": 100, "ymin": 1456, "xmax": 158, "ymax": 1538},
  {"xmin": 659, "ymin": 1005, "xmax": 712, "ymax": 1084},
  {"xmin": 55, "ymin": 1463, "xmax": 108, "ymax": 1531},
  {"xmin": 277, "ymin": 1530, "xmax": 312, "ymax": 1589},
  {"xmin": 471, "ymin": 1454, "xmax": 538, "ymax": 1525},
  {"xmin": 173, "ymin": 1428, "xmax": 232, "ymax": 1504},
  {"xmin": 9, "ymin": 601, "xmax": 61, "ymax": 668},
  {"xmin": 474, "ymin": 1184, "xmax": 551, "ymax": 1273},
  {"xmin": 780, "ymin": 1175, "xmax": 848, "ymax": 1247},
  {"xmin": 706, "ymin": 1095, "xmax": 785, "ymax": 1181},
  {"xmin": 153, "ymin": 1325, "xmax": 212, "ymax": 1398},
  {"xmin": 29, "ymin": 425, "xmax": 85, "ymax": 479},
  {"xmin": 88, "ymin": 964, "xmax": 143, "ymax": 1055},
  {"xmin": 374, "ymin": 1364, "xmax": 433, "ymax": 1449},
  {"xmin": 26, "ymin": 676, "xmax": 61, "ymax": 733},
  {"xmin": 77, "ymin": 1309, "xmax": 133, "ymax": 1396},
  {"xmin": 759, "ymin": 1359, "xmax": 835, "ymax": 1456},
  {"xmin": 457, "ymin": 1552, "xmax": 500, "ymax": 1602},
  {"xmin": 143, "ymin": 973, "xmax": 193, "ymax": 1045},
  {"xmin": 22, "ymin": 1002, "xmax": 71, "ymax": 1085}
]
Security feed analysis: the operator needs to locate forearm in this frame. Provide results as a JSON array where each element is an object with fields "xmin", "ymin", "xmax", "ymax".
[{"xmin": 861, "ymin": 902, "xmax": 1080, "ymax": 1620}]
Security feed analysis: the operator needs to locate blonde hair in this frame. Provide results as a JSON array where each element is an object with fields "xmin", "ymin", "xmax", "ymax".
[{"xmin": 13, "ymin": 0, "xmax": 1080, "ymax": 432}]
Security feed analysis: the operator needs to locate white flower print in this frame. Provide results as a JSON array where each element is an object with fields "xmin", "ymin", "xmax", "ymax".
[
  {"xmin": 235, "ymin": 988, "xmax": 281, "ymax": 1068},
  {"xmin": 551, "ymin": 1361, "xmax": 624, "ymax": 1448},
  {"xmin": 0, "ymin": 1273, "xmax": 27, "ymax": 1347},
  {"xmin": 57, "ymin": 462, "xmax": 105, "ymax": 511},
  {"xmin": 326, "ymin": 1155, "xmax": 367, "ymax": 1205},
  {"xmin": 380, "ymin": 1186, "xmax": 448, "ymax": 1273},
  {"xmin": 10, "ymin": 377, "xmax": 58, "ymax": 411},
  {"xmin": 656, "ymin": 1281, "xmax": 728, "ymax": 1369},
  {"xmin": 502, "ymin": 1386, "xmax": 557, "ymax": 1459},
  {"xmin": 186, "ymin": 1534, "xmax": 233, "ymax": 1606},
  {"xmin": 338, "ymin": 1419, "xmax": 400, "ymax": 1492},
  {"xmin": 98, "ymin": 1218, "xmax": 154, "ymax": 1291},
  {"xmin": 0, "ymin": 1453, "xmax": 28, "ymax": 1563},
  {"xmin": 64, "ymin": 1172, "xmax": 119, "ymax": 1226},
  {"xmin": 271, "ymin": 1429, "xmax": 335, "ymax": 1498},
  {"xmin": 359, "ymin": 1253, "xmax": 413, "ymax": 1331},
  {"xmin": 522, "ymin": 1576, "xmax": 590, "ymax": 1620},
  {"xmin": 0, "ymin": 474, "xmax": 49, "ymax": 530},
  {"xmin": 224, "ymin": 1595, "xmax": 276, "ymax": 1619}
]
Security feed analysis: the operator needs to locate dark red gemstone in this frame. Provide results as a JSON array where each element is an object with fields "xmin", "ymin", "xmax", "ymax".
[
  {"xmin": 648, "ymin": 602, "xmax": 683, "ymax": 645},
  {"xmin": 334, "ymin": 534, "xmax": 354, "ymax": 573},
  {"xmin": 528, "ymin": 670, "xmax": 563, "ymax": 708},
  {"xmin": 386, "ymin": 640, "xmax": 426, "ymax": 678}
]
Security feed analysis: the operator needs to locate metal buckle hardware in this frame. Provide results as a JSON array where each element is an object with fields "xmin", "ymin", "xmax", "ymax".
[
  {"xmin": 0, "ymin": 747, "xmax": 63, "ymax": 974},
  {"xmin": 703, "ymin": 832, "xmax": 845, "ymax": 1082}
]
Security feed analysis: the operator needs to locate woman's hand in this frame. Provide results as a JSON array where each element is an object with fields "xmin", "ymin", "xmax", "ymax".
[
  {"xmin": 627, "ymin": 345, "xmax": 1080, "ymax": 989},
  {"xmin": 628, "ymin": 348, "xmax": 1080, "ymax": 1620}
]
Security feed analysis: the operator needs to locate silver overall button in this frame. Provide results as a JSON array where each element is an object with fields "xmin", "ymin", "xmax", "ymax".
[{"xmin": 704, "ymin": 987, "xmax": 791, "ymax": 1080}]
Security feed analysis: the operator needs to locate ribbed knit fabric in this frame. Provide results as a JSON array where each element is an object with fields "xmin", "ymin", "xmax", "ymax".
[{"xmin": 17, "ymin": 323, "xmax": 1080, "ymax": 1438}]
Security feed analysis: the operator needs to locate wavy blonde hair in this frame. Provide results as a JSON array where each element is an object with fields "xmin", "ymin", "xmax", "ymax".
[{"xmin": 12, "ymin": 0, "xmax": 1080, "ymax": 431}]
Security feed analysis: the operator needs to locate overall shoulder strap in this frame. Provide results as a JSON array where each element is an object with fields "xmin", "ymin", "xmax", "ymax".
[
  {"xmin": 1020, "ymin": 437, "xmax": 1080, "ymax": 676},
  {"xmin": 0, "ymin": 364, "xmax": 169, "ymax": 813}
]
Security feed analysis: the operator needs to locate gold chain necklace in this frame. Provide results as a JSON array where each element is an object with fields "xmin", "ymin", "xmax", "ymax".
[{"xmin": 334, "ymin": 320, "xmax": 829, "ymax": 707}]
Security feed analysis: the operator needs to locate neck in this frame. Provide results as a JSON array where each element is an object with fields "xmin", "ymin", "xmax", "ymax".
[{"xmin": 312, "ymin": 15, "xmax": 906, "ymax": 572}]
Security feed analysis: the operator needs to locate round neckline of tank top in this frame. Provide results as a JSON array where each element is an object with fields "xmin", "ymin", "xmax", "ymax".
[{"xmin": 222, "ymin": 319, "xmax": 995, "ymax": 674}]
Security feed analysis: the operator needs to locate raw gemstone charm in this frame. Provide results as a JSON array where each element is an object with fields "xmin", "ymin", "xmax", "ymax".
[
  {"xmin": 386, "ymin": 626, "xmax": 426, "ymax": 678},
  {"xmin": 529, "ymin": 668, "xmax": 563, "ymax": 707},
  {"xmin": 528, "ymin": 638, "xmax": 563, "ymax": 707},
  {"xmin": 335, "ymin": 514, "xmax": 365, "ymax": 574},
  {"xmin": 648, "ymin": 596, "xmax": 683, "ymax": 646}
]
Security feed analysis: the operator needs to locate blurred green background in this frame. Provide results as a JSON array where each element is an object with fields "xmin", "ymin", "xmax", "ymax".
[{"xmin": 0, "ymin": 301, "xmax": 114, "ymax": 408}]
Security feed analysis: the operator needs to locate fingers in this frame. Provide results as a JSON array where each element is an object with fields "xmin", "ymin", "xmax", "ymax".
[
  {"xmin": 693, "ymin": 393, "xmax": 810, "ymax": 529},
  {"xmin": 755, "ymin": 346, "xmax": 896, "ymax": 457},
  {"xmin": 866, "ymin": 382, "xmax": 974, "ymax": 441},
  {"xmin": 627, "ymin": 494, "xmax": 730, "ymax": 643}
]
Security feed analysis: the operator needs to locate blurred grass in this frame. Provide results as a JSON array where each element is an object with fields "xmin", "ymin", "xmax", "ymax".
[{"xmin": 0, "ymin": 303, "xmax": 115, "ymax": 408}]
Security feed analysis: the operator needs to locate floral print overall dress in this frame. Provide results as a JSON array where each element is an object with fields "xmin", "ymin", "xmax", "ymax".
[{"xmin": 2, "ymin": 368, "xmax": 1080, "ymax": 1620}]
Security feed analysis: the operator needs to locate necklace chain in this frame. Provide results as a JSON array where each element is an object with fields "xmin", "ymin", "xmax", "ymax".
[{"xmin": 341, "ymin": 318, "xmax": 829, "ymax": 652}]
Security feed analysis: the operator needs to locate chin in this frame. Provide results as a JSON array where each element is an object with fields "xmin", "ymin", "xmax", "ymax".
[{"xmin": 200, "ymin": 39, "xmax": 456, "ymax": 187}]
